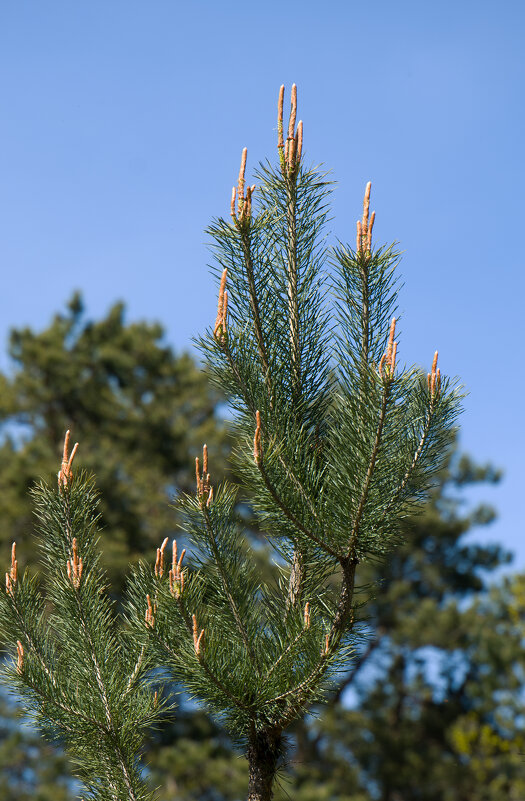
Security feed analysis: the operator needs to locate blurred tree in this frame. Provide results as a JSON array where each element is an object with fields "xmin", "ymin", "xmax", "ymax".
[
  {"xmin": 0, "ymin": 692, "xmax": 73, "ymax": 801},
  {"xmin": 0, "ymin": 292, "xmax": 228, "ymax": 586}
]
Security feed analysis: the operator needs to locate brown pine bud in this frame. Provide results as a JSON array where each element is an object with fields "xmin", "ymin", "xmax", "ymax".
[
  {"xmin": 277, "ymin": 85, "xmax": 285, "ymax": 151},
  {"xmin": 16, "ymin": 640, "xmax": 24, "ymax": 674},
  {"xmin": 429, "ymin": 351, "xmax": 440, "ymax": 397},
  {"xmin": 192, "ymin": 613, "xmax": 204, "ymax": 656},
  {"xmin": 296, "ymin": 120, "xmax": 303, "ymax": 164},
  {"xmin": 288, "ymin": 84, "xmax": 297, "ymax": 142},
  {"xmin": 145, "ymin": 594, "xmax": 156, "ymax": 628},
  {"xmin": 58, "ymin": 430, "xmax": 79, "ymax": 488},
  {"xmin": 304, "ymin": 602, "xmax": 311, "ymax": 629},
  {"xmin": 155, "ymin": 537, "xmax": 169, "ymax": 578},
  {"xmin": 253, "ymin": 410, "xmax": 262, "ymax": 465}
]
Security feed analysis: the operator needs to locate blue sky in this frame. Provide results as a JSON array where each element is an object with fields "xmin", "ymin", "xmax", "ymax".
[{"xmin": 0, "ymin": 1, "xmax": 523, "ymax": 568}]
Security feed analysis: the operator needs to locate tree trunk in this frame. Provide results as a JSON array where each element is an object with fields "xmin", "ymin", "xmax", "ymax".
[{"xmin": 247, "ymin": 729, "xmax": 282, "ymax": 801}]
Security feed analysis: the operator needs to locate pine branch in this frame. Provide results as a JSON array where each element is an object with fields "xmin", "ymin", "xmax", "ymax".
[
  {"xmin": 237, "ymin": 221, "xmax": 273, "ymax": 401},
  {"xmin": 201, "ymin": 502, "xmax": 259, "ymax": 670},
  {"xmin": 256, "ymin": 458, "xmax": 339, "ymax": 558},
  {"xmin": 152, "ymin": 598, "xmax": 251, "ymax": 712},
  {"xmin": 347, "ymin": 381, "xmax": 392, "ymax": 558},
  {"xmin": 285, "ymin": 177, "xmax": 300, "ymax": 397},
  {"xmin": 2, "ymin": 436, "xmax": 157, "ymax": 801}
]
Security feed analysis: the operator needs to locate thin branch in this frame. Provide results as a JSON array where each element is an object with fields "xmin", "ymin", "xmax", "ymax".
[
  {"xmin": 359, "ymin": 255, "xmax": 370, "ymax": 367},
  {"xmin": 257, "ymin": 461, "xmax": 339, "ymax": 558},
  {"xmin": 276, "ymin": 450, "xmax": 324, "ymax": 532},
  {"xmin": 61, "ymin": 493, "xmax": 140, "ymax": 801},
  {"xmin": 201, "ymin": 504, "xmax": 259, "ymax": 670},
  {"xmin": 18, "ymin": 671, "xmax": 105, "ymax": 732},
  {"xmin": 123, "ymin": 645, "xmax": 146, "ymax": 696},
  {"xmin": 263, "ymin": 625, "xmax": 309, "ymax": 685},
  {"xmin": 155, "ymin": 619, "xmax": 251, "ymax": 712},
  {"xmin": 347, "ymin": 385, "xmax": 391, "ymax": 558},
  {"xmin": 74, "ymin": 597, "xmax": 139, "ymax": 801},
  {"xmin": 239, "ymin": 229, "xmax": 273, "ymax": 402},
  {"xmin": 330, "ymin": 556, "xmax": 358, "ymax": 636},
  {"xmin": 10, "ymin": 601, "xmax": 57, "ymax": 689},
  {"xmin": 264, "ymin": 556, "xmax": 357, "ymax": 731},
  {"xmin": 285, "ymin": 179, "xmax": 301, "ymax": 398},
  {"xmin": 382, "ymin": 401, "xmax": 436, "ymax": 518}
]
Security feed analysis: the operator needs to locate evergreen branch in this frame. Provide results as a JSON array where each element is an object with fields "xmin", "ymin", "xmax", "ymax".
[
  {"xmin": 72, "ymin": 592, "xmax": 140, "ymax": 801},
  {"xmin": 201, "ymin": 503, "xmax": 259, "ymax": 670},
  {"xmin": 347, "ymin": 382, "xmax": 391, "ymax": 558},
  {"xmin": 8, "ymin": 597, "xmax": 58, "ymax": 689},
  {"xmin": 224, "ymin": 343, "xmax": 255, "ymax": 409},
  {"xmin": 265, "ymin": 650, "xmax": 328, "ymax": 710},
  {"xmin": 257, "ymin": 461, "xmax": 339, "ymax": 558},
  {"xmin": 263, "ymin": 625, "xmax": 309, "ymax": 685},
  {"xmin": 17, "ymin": 669, "xmax": 104, "ymax": 732},
  {"xmin": 238, "ymin": 227, "xmax": 273, "ymax": 401},
  {"xmin": 276, "ymin": 450, "xmax": 324, "ymax": 533},
  {"xmin": 154, "ymin": 612, "xmax": 251, "ymax": 712},
  {"xmin": 198, "ymin": 656, "xmax": 252, "ymax": 712},
  {"xmin": 285, "ymin": 179, "xmax": 301, "ymax": 396},
  {"xmin": 271, "ymin": 559, "xmax": 358, "ymax": 727},
  {"xmin": 359, "ymin": 253, "xmax": 370, "ymax": 366},
  {"xmin": 382, "ymin": 398, "xmax": 437, "ymax": 515},
  {"xmin": 58, "ymin": 487, "xmax": 143, "ymax": 801},
  {"xmin": 123, "ymin": 645, "xmax": 146, "ymax": 696}
]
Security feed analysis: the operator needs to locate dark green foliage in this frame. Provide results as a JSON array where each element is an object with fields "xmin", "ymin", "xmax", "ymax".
[
  {"xmin": 0, "ymin": 466, "xmax": 162, "ymax": 801},
  {"xmin": 280, "ymin": 452, "xmax": 524, "ymax": 801}
]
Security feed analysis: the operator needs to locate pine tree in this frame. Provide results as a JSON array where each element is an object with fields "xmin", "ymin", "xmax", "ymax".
[
  {"xmin": 126, "ymin": 85, "xmax": 462, "ymax": 800},
  {"xmin": 2, "ymin": 85, "xmax": 462, "ymax": 800}
]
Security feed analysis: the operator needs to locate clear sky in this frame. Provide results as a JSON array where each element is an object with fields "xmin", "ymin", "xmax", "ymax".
[{"xmin": 0, "ymin": 1, "xmax": 523, "ymax": 568}]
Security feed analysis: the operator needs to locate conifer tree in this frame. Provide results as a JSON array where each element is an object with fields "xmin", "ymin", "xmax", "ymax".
[
  {"xmin": 1, "ymin": 85, "xmax": 462, "ymax": 801},
  {"xmin": 127, "ymin": 85, "xmax": 462, "ymax": 801}
]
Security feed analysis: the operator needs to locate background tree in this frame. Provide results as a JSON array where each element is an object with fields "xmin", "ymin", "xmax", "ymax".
[{"xmin": 0, "ymin": 292, "xmax": 227, "ymax": 585}]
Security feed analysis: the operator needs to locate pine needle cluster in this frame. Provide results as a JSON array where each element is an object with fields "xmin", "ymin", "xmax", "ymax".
[{"xmin": 1, "ymin": 85, "xmax": 462, "ymax": 801}]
